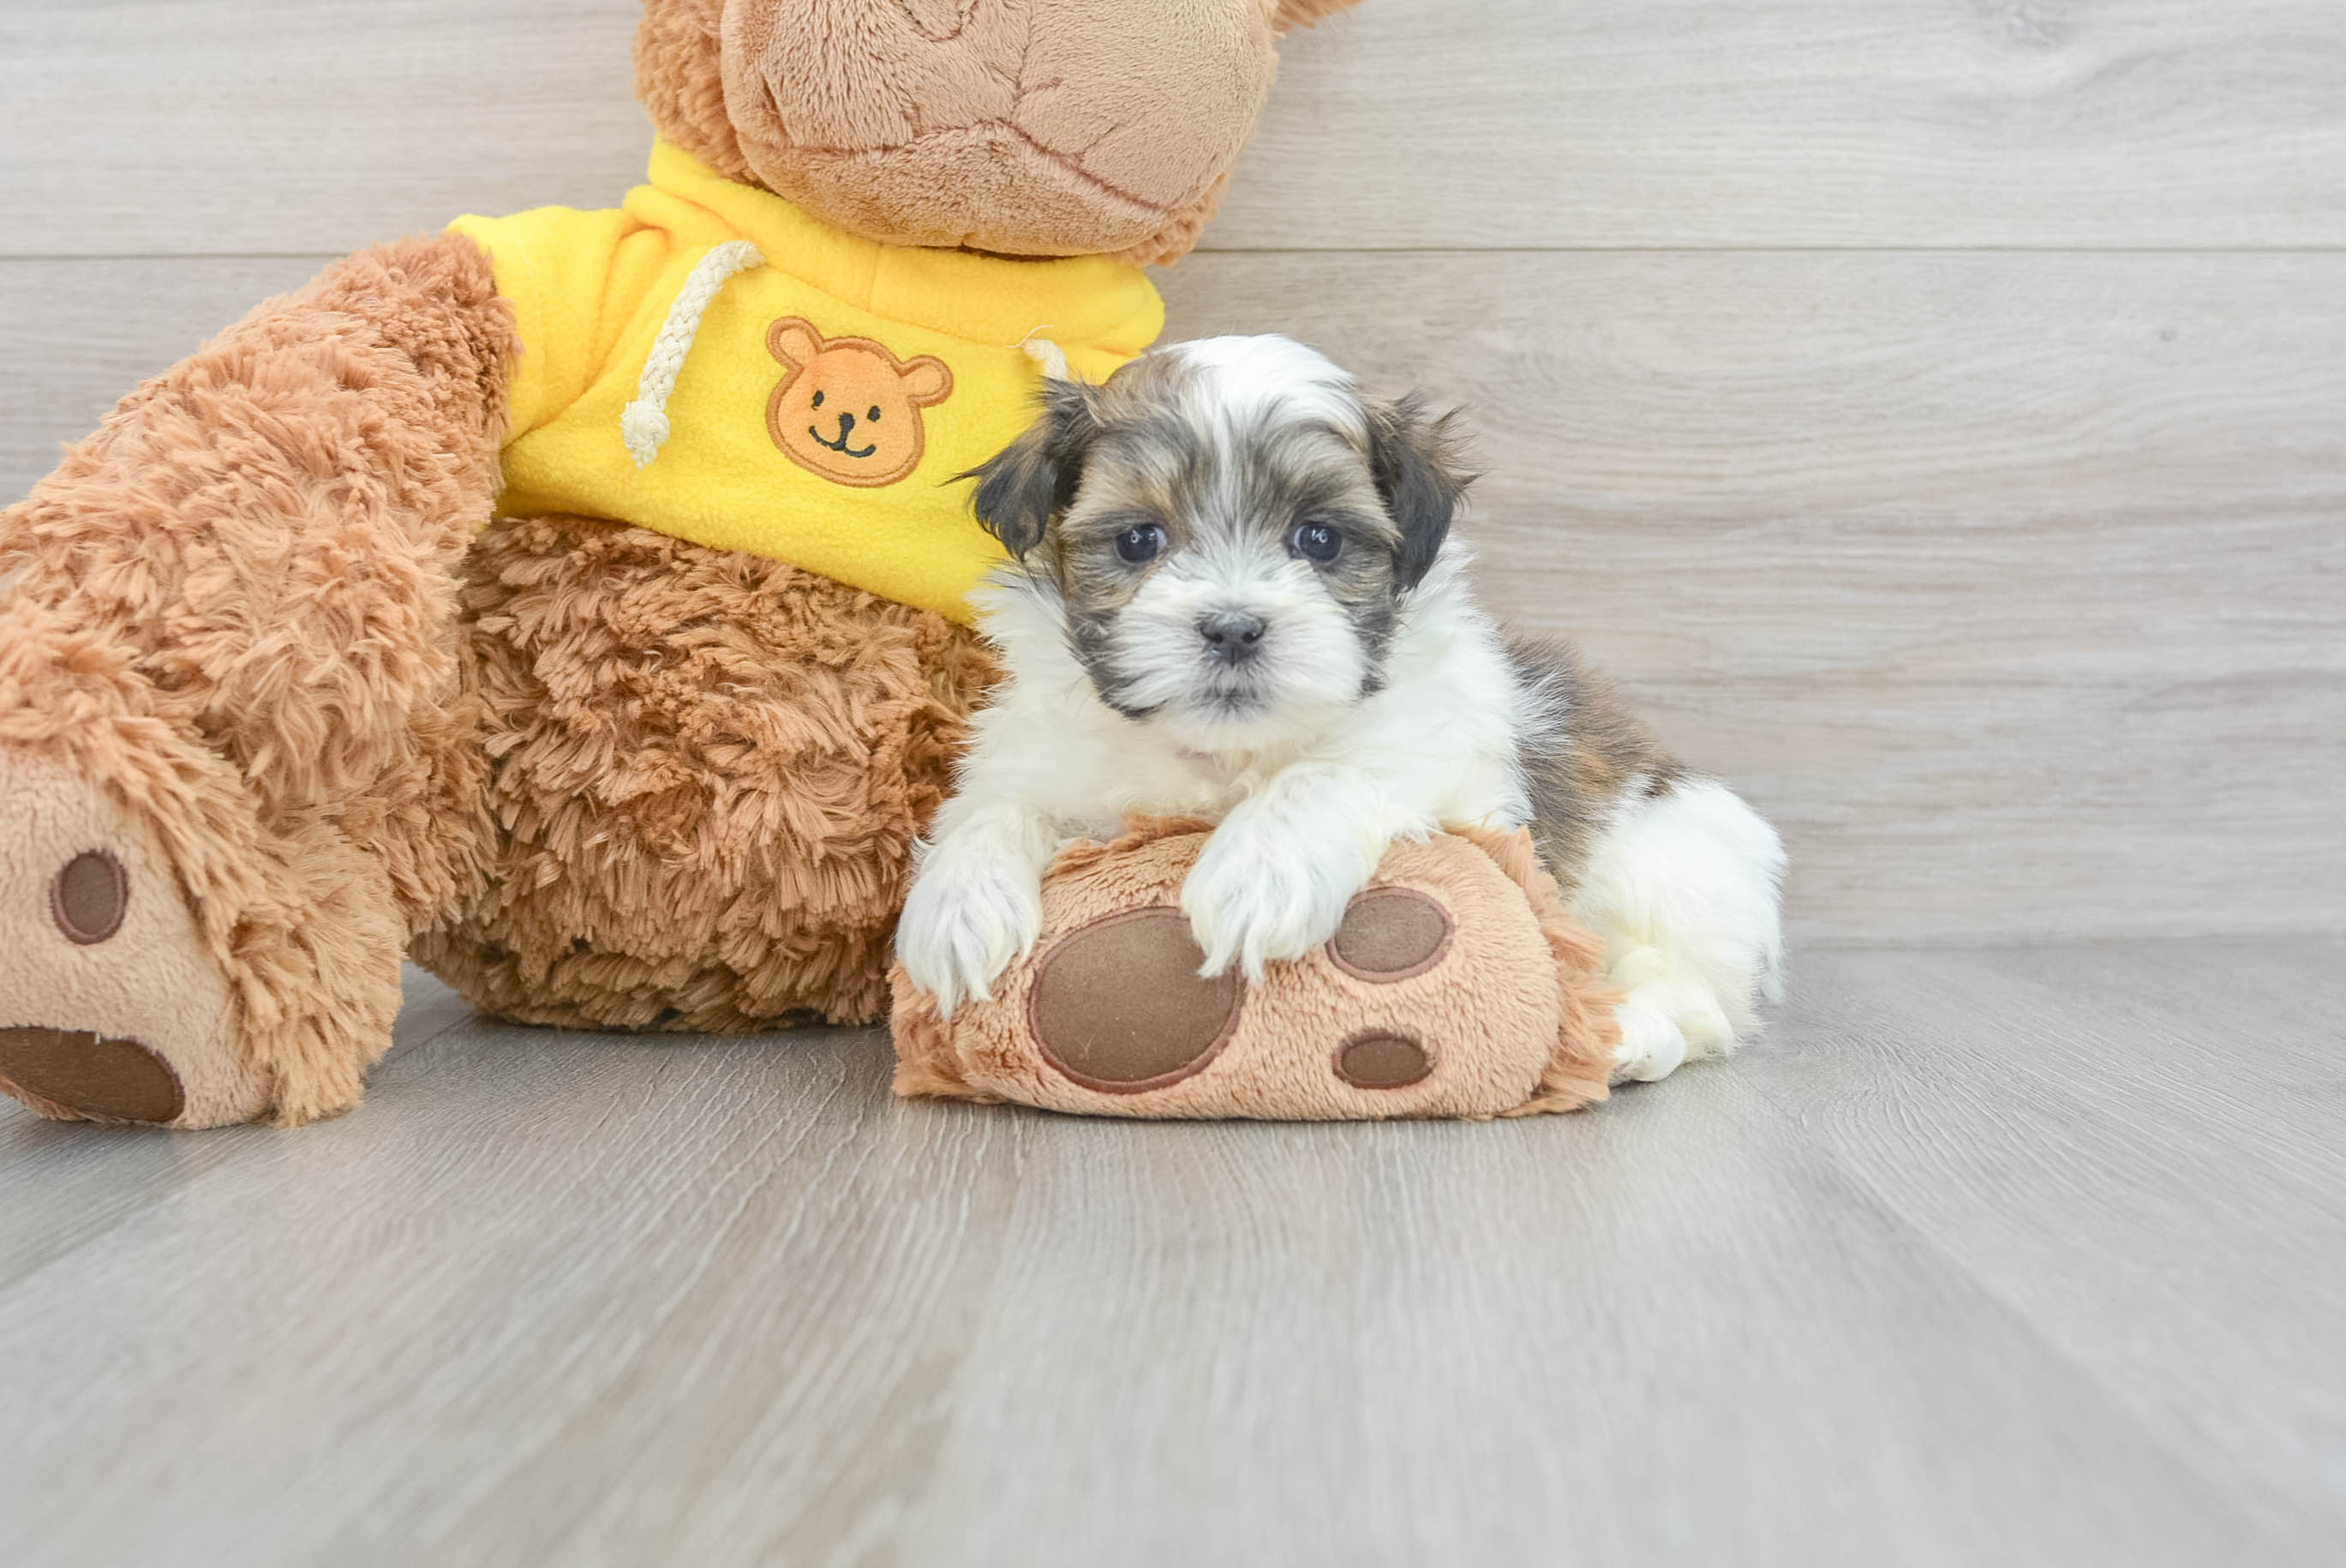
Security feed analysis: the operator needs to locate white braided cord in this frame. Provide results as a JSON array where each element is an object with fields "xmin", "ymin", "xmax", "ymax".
[{"xmin": 621, "ymin": 240, "xmax": 766, "ymax": 467}]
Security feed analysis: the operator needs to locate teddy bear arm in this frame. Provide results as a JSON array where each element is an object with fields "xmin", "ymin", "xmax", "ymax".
[{"xmin": 8, "ymin": 234, "xmax": 515, "ymax": 872}]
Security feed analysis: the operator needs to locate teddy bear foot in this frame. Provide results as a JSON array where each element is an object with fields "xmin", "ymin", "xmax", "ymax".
[
  {"xmin": 0, "ymin": 748, "xmax": 266, "ymax": 1128},
  {"xmin": 892, "ymin": 823, "xmax": 1619, "ymax": 1121}
]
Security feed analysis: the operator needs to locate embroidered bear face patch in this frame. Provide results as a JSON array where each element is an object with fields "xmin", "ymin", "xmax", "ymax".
[{"xmin": 766, "ymin": 319, "xmax": 954, "ymax": 488}]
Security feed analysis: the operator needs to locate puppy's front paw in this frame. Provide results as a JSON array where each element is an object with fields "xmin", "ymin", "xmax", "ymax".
[
  {"xmin": 1181, "ymin": 823, "xmax": 1362, "ymax": 982},
  {"xmin": 896, "ymin": 844, "xmax": 1044, "ymax": 1018}
]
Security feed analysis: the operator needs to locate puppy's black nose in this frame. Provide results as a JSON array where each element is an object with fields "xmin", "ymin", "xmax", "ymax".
[{"xmin": 1198, "ymin": 611, "xmax": 1266, "ymax": 665}]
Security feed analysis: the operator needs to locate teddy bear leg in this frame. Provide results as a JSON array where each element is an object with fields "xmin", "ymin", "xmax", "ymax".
[
  {"xmin": 0, "ymin": 234, "xmax": 512, "ymax": 1127},
  {"xmin": 411, "ymin": 517, "xmax": 995, "ymax": 1032}
]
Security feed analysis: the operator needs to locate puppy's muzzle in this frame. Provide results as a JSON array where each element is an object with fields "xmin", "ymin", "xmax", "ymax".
[{"xmin": 1197, "ymin": 610, "xmax": 1266, "ymax": 667}]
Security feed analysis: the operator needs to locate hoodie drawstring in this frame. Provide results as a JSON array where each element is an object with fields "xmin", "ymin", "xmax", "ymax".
[{"xmin": 621, "ymin": 240, "xmax": 766, "ymax": 467}]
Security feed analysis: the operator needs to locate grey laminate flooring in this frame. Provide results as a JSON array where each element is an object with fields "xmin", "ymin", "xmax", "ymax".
[{"xmin": 1, "ymin": 942, "xmax": 2338, "ymax": 1567}]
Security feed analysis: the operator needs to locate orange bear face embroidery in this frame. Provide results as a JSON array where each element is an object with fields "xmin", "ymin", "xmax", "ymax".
[{"xmin": 766, "ymin": 319, "xmax": 955, "ymax": 488}]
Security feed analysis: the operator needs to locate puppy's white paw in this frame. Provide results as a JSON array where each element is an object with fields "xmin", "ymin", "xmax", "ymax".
[
  {"xmin": 1181, "ymin": 822, "xmax": 1362, "ymax": 982},
  {"xmin": 1610, "ymin": 998, "xmax": 1690, "ymax": 1084},
  {"xmin": 1607, "ymin": 962, "xmax": 1738, "ymax": 1084},
  {"xmin": 895, "ymin": 841, "xmax": 1044, "ymax": 1017}
]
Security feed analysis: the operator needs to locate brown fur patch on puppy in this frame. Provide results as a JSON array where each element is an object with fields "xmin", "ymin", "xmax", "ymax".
[{"xmin": 1509, "ymin": 637, "xmax": 1684, "ymax": 894}]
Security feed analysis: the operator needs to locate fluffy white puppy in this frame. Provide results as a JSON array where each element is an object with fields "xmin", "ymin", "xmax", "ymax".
[{"xmin": 896, "ymin": 336, "xmax": 1785, "ymax": 1082}]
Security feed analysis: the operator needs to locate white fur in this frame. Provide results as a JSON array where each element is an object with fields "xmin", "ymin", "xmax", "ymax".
[
  {"xmin": 1572, "ymin": 778, "xmax": 1786, "ymax": 1081},
  {"xmin": 897, "ymin": 334, "xmax": 1788, "ymax": 1084},
  {"xmin": 1162, "ymin": 334, "xmax": 1368, "ymax": 440},
  {"xmin": 897, "ymin": 550, "xmax": 1535, "ymax": 1011},
  {"xmin": 1106, "ymin": 536, "xmax": 1371, "ymax": 742}
]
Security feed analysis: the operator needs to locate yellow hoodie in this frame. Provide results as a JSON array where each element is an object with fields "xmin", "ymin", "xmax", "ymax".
[{"xmin": 452, "ymin": 142, "xmax": 1164, "ymax": 625}]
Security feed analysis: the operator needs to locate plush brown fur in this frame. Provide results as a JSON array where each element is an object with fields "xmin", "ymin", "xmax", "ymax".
[
  {"xmin": 0, "ymin": 235, "xmax": 512, "ymax": 1125},
  {"xmin": 1272, "ymin": 0, "xmax": 1368, "ymax": 30},
  {"xmin": 412, "ymin": 514, "xmax": 992, "ymax": 1032},
  {"xmin": 632, "ymin": 0, "xmax": 748, "ymax": 185},
  {"xmin": 632, "ymin": 0, "xmax": 1368, "ymax": 266},
  {"xmin": 891, "ymin": 819, "xmax": 1618, "ymax": 1121}
]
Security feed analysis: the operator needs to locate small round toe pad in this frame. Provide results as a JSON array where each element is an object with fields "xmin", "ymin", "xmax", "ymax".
[
  {"xmin": 1335, "ymin": 1031, "xmax": 1433, "ymax": 1091},
  {"xmin": 1030, "ymin": 907, "xmax": 1242, "ymax": 1094},
  {"xmin": 0, "ymin": 1026, "xmax": 184, "ymax": 1125}
]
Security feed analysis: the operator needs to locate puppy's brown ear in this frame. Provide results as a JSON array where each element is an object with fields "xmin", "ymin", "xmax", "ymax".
[
  {"xmin": 1366, "ymin": 395, "xmax": 1475, "ymax": 591},
  {"xmin": 963, "ymin": 380, "xmax": 1102, "ymax": 560}
]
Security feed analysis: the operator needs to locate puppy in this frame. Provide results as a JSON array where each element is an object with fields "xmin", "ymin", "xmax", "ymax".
[{"xmin": 896, "ymin": 335, "xmax": 1785, "ymax": 1082}]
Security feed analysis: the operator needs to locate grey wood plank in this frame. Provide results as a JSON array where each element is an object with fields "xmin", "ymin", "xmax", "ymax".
[
  {"xmin": 0, "ymin": 256, "xmax": 327, "ymax": 495},
  {"xmin": 1737, "ymin": 941, "xmax": 2346, "ymax": 1553},
  {"xmin": 1230, "ymin": 0, "xmax": 2346, "ymax": 250},
  {"xmin": 6, "ymin": 251, "xmax": 2339, "ymax": 946},
  {"xmin": 8, "ymin": 1, "xmax": 2346, "ymax": 258},
  {"xmin": 1158, "ymin": 250, "xmax": 2346, "ymax": 946},
  {"xmin": 3, "ymin": 949, "xmax": 2328, "ymax": 1567},
  {"xmin": 386, "ymin": 965, "xmax": 476, "ymax": 1064},
  {"xmin": 0, "ymin": 967, "xmax": 470, "ymax": 1297},
  {"xmin": 0, "ymin": 0, "xmax": 649, "ymax": 260}
]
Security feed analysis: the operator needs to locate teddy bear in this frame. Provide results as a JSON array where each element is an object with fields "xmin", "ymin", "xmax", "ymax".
[{"xmin": 0, "ymin": 0, "xmax": 1369, "ymax": 1129}]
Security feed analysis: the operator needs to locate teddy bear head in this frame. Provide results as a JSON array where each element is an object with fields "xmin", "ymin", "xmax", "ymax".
[{"xmin": 635, "ymin": 0, "xmax": 1366, "ymax": 266}]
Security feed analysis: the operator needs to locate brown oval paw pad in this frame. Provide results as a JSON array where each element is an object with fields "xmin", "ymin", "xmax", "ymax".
[
  {"xmin": 0, "ymin": 1026, "xmax": 183, "ymax": 1125},
  {"xmin": 1334, "ymin": 1031, "xmax": 1433, "ymax": 1090},
  {"xmin": 1029, "ymin": 907, "xmax": 1242, "ymax": 1093},
  {"xmin": 1328, "ymin": 888, "xmax": 1451, "ymax": 981},
  {"xmin": 51, "ymin": 850, "xmax": 129, "ymax": 945}
]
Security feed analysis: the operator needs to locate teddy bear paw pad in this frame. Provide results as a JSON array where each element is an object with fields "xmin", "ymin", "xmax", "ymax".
[
  {"xmin": 1030, "ymin": 907, "xmax": 1243, "ymax": 1093},
  {"xmin": 1333, "ymin": 1030, "xmax": 1433, "ymax": 1090},
  {"xmin": 0, "ymin": 1027, "xmax": 183, "ymax": 1126},
  {"xmin": 1327, "ymin": 889, "xmax": 1452, "ymax": 981},
  {"xmin": 0, "ymin": 747, "xmax": 260, "ymax": 1128},
  {"xmin": 2, "ymin": 846, "xmax": 183, "ymax": 1120}
]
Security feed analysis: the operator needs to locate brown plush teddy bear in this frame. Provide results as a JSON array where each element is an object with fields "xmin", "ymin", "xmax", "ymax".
[{"xmin": 0, "ymin": 0, "xmax": 1367, "ymax": 1128}]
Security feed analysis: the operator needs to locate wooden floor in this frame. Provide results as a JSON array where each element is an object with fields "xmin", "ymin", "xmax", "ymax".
[{"xmin": 1, "ymin": 946, "xmax": 2339, "ymax": 1566}]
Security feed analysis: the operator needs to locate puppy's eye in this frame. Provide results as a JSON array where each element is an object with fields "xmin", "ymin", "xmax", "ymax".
[
  {"xmin": 811, "ymin": 390, "xmax": 825, "ymax": 410},
  {"xmin": 1114, "ymin": 524, "xmax": 1167, "ymax": 565},
  {"xmin": 1289, "ymin": 521, "xmax": 1344, "ymax": 564},
  {"xmin": 868, "ymin": 406, "xmax": 883, "ymax": 423}
]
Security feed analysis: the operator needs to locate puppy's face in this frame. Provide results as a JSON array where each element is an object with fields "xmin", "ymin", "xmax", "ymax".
[{"xmin": 967, "ymin": 337, "xmax": 1471, "ymax": 747}]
